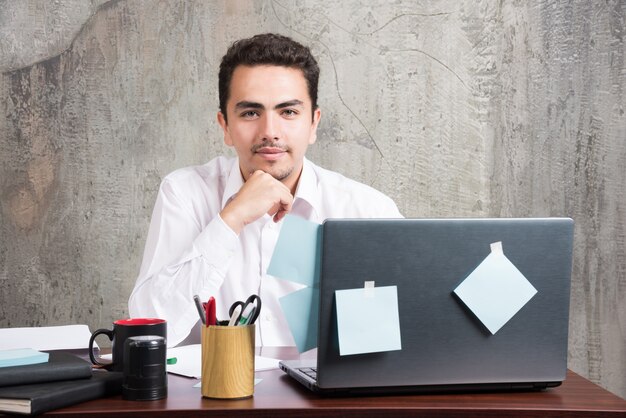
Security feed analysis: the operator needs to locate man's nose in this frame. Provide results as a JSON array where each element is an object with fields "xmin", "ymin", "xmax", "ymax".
[{"xmin": 260, "ymin": 112, "xmax": 280, "ymax": 141}]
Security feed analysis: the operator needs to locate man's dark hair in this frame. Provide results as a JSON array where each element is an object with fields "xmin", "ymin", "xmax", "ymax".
[{"xmin": 218, "ymin": 33, "xmax": 320, "ymax": 122}]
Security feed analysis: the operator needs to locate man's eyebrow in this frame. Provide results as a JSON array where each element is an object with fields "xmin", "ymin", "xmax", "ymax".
[
  {"xmin": 234, "ymin": 99, "xmax": 304, "ymax": 110},
  {"xmin": 234, "ymin": 101, "xmax": 264, "ymax": 109},
  {"xmin": 274, "ymin": 100, "xmax": 304, "ymax": 109}
]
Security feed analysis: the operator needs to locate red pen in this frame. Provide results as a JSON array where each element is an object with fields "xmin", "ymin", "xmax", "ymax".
[{"xmin": 205, "ymin": 296, "xmax": 216, "ymax": 326}]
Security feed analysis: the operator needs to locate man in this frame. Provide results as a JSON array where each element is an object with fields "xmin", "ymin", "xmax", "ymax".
[{"xmin": 129, "ymin": 33, "xmax": 402, "ymax": 347}]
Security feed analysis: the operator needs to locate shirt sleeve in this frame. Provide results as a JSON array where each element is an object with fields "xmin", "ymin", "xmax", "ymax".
[
  {"xmin": 376, "ymin": 194, "xmax": 404, "ymax": 218},
  {"xmin": 128, "ymin": 177, "xmax": 239, "ymax": 347},
  {"xmin": 354, "ymin": 187, "xmax": 404, "ymax": 219}
]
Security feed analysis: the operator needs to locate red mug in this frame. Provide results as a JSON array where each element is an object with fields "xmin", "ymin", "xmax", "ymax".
[{"xmin": 89, "ymin": 318, "xmax": 167, "ymax": 372}]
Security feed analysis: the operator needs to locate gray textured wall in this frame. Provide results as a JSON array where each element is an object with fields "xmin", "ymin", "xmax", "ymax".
[{"xmin": 1, "ymin": 0, "xmax": 624, "ymax": 398}]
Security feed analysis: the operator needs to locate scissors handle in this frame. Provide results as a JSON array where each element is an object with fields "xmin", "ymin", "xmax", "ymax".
[
  {"xmin": 228, "ymin": 301, "xmax": 245, "ymax": 318},
  {"xmin": 242, "ymin": 294, "xmax": 261, "ymax": 325},
  {"xmin": 228, "ymin": 294, "xmax": 262, "ymax": 325}
]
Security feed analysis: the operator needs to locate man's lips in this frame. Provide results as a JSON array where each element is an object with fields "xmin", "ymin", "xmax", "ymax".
[
  {"xmin": 256, "ymin": 147, "xmax": 286, "ymax": 154},
  {"xmin": 255, "ymin": 147, "xmax": 287, "ymax": 160}
]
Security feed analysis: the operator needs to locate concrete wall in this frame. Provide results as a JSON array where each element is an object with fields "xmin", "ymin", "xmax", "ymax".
[{"xmin": 1, "ymin": 0, "xmax": 624, "ymax": 398}]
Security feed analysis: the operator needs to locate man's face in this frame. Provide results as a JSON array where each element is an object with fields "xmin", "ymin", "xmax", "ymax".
[{"xmin": 218, "ymin": 65, "xmax": 321, "ymax": 192}]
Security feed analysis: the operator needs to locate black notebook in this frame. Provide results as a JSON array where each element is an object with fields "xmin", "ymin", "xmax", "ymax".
[
  {"xmin": 0, "ymin": 352, "xmax": 92, "ymax": 388},
  {"xmin": 0, "ymin": 370, "xmax": 123, "ymax": 415}
]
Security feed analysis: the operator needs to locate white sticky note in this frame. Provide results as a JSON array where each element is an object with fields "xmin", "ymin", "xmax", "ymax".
[
  {"xmin": 335, "ymin": 285, "xmax": 402, "ymax": 356},
  {"xmin": 453, "ymin": 242, "xmax": 537, "ymax": 334}
]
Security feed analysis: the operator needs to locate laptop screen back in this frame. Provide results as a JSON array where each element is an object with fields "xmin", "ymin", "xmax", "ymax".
[{"xmin": 316, "ymin": 218, "xmax": 573, "ymax": 390}]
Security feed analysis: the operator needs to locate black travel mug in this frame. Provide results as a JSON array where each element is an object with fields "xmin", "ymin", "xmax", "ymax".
[{"xmin": 122, "ymin": 335, "xmax": 167, "ymax": 401}]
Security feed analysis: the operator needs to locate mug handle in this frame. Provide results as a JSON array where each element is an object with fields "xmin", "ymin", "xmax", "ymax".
[{"xmin": 89, "ymin": 328, "xmax": 114, "ymax": 367}]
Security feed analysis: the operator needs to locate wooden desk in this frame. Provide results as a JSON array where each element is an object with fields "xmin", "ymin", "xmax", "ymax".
[{"xmin": 47, "ymin": 347, "xmax": 626, "ymax": 417}]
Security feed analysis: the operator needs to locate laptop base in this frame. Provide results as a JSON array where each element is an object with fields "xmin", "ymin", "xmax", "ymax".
[{"xmin": 279, "ymin": 360, "xmax": 561, "ymax": 396}]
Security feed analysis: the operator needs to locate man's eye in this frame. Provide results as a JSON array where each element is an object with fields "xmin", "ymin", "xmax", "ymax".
[
  {"xmin": 282, "ymin": 109, "xmax": 298, "ymax": 117},
  {"xmin": 240, "ymin": 111, "xmax": 259, "ymax": 118}
]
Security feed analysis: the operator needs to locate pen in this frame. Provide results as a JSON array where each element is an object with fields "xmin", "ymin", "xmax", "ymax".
[
  {"xmin": 206, "ymin": 296, "xmax": 217, "ymax": 326},
  {"xmin": 228, "ymin": 305, "xmax": 242, "ymax": 326},
  {"xmin": 244, "ymin": 307, "xmax": 257, "ymax": 325},
  {"xmin": 193, "ymin": 295, "xmax": 206, "ymax": 325},
  {"xmin": 238, "ymin": 304, "xmax": 255, "ymax": 326}
]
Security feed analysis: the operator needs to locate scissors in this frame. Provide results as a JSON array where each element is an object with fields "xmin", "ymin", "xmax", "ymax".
[{"xmin": 228, "ymin": 294, "xmax": 262, "ymax": 325}]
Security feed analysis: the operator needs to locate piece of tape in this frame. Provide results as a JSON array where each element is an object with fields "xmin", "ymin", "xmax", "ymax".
[
  {"xmin": 490, "ymin": 241, "xmax": 503, "ymax": 254},
  {"xmin": 364, "ymin": 281, "xmax": 375, "ymax": 298}
]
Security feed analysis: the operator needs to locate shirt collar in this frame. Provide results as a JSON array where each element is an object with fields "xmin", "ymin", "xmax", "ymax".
[
  {"xmin": 220, "ymin": 156, "xmax": 322, "ymax": 217},
  {"xmin": 293, "ymin": 157, "xmax": 322, "ymax": 218}
]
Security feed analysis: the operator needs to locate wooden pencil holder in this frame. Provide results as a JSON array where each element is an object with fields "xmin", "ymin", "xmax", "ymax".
[{"xmin": 201, "ymin": 324, "xmax": 255, "ymax": 399}]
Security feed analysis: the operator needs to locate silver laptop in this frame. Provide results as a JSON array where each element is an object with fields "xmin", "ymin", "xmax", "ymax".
[{"xmin": 280, "ymin": 218, "xmax": 574, "ymax": 395}]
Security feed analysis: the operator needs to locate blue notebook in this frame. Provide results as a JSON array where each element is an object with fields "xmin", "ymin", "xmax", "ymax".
[{"xmin": 0, "ymin": 349, "xmax": 49, "ymax": 368}]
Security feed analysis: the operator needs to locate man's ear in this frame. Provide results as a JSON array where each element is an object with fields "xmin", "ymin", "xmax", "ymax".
[
  {"xmin": 217, "ymin": 111, "xmax": 232, "ymax": 146},
  {"xmin": 309, "ymin": 107, "xmax": 322, "ymax": 145}
]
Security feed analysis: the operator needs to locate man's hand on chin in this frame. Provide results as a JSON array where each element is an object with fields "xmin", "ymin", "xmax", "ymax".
[{"xmin": 220, "ymin": 170, "xmax": 293, "ymax": 234}]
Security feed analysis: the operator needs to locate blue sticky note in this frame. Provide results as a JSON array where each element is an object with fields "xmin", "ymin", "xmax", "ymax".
[
  {"xmin": 0, "ymin": 348, "xmax": 49, "ymax": 368},
  {"xmin": 335, "ymin": 285, "xmax": 402, "ymax": 356},
  {"xmin": 453, "ymin": 242, "xmax": 537, "ymax": 334},
  {"xmin": 279, "ymin": 287, "xmax": 320, "ymax": 353},
  {"xmin": 267, "ymin": 215, "xmax": 321, "ymax": 288}
]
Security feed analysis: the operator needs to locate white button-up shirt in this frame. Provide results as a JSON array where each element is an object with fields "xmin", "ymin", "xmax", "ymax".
[{"xmin": 128, "ymin": 156, "xmax": 402, "ymax": 347}]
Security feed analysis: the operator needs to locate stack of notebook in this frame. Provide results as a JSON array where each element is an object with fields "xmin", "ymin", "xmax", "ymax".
[{"xmin": 0, "ymin": 350, "xmax": 122, "ymax": 415}]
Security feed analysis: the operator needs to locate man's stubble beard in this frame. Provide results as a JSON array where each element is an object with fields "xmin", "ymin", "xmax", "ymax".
[
  {"xmin": 249, "ymin": 141, "xmax": 293, "ymax": 181},
  {"xmin": 249, "ymin": 164, "xmax": 293, "ymax": 182},
  {"xmin": 270, "ymin": 166, "xmax": 294, "ymax": 181}
]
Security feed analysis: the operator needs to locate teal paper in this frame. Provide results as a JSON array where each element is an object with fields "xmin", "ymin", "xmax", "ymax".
[
  {"xmin": 268, "ymin": 215, "xmax": 323, "ymax": 352},
  {"xmin": 335, "ymin": 286, "xmax": 402, "ymax": 356},
  {"xmin": 267, "ymin": 215, "xmax": 321, "ymax": 288},
  {"xmin": 279, "ymin": 287, "xmax": 320, "ymax": 353},
  {"xmin": 0, "ymin": 348, "xmax": 49, "ymax": 368},
  {"xmin": 453, "ymin": 243, "xmax": 537, "ymax": 334}
]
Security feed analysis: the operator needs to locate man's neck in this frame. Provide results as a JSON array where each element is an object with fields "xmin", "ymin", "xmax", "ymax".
[{"xmin": 283, "ymin": 164, "xmax": 304, "ymax": 196}]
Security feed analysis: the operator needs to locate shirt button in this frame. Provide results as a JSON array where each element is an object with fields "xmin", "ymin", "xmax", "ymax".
[{"xmin": 264, "ymin": 314, "xmax": 272, "ymax": 321}]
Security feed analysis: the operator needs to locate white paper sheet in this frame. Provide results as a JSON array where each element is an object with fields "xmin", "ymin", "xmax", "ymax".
[
  {"xmin": 0, "ymin": 325, "xmax": 95, "ymax": 350},
  {"xmin": 166, "ymin": 344, "xmax": 280, "ymax": 378}
]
